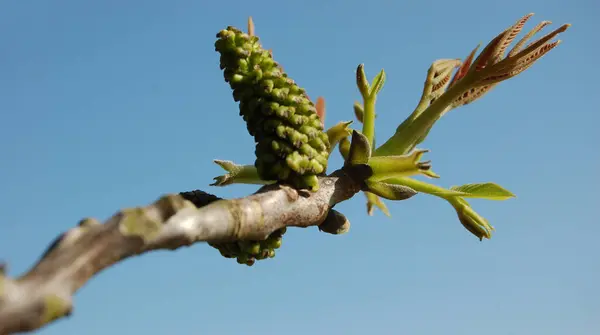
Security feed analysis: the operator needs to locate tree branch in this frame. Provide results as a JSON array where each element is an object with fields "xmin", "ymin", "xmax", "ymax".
[{"xmin": 0, "ymin": 169, "xmax": 362, "ymax": 335}]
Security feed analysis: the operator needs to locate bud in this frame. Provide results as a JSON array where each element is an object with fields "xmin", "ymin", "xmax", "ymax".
[{"xmin": 450, "ymin": 198, "xmax": 495, "ymax": 240}]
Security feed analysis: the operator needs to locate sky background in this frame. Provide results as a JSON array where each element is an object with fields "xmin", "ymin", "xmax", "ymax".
[{"xmin": 1, "ymin": 0, "xmax": 598, "ymax": 334}]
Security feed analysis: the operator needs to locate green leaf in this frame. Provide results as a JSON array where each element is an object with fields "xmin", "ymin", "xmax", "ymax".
[
  {"xmin": 326, "ymin": 121, "xmax": 353, "ymax": 151},
  {"xmin": 364, "ymin": 180, "xmax": 417, "ymax": 201},
  {"xmin": 450, "ymin": 183, "xmax": 515, "ymax": 200},
  {"xmin": 369, "ymin": 69, "xmax": 386, "ymax": 98},
  {"xmin": 383, "ymin": 177, "xmax": 462, "ymax": 198},
  {"xmin": 367, "ymin": 149, "xmax": 439, "ymax": 181},
  {"xmin": 356, "ymin": 64, "xmax": 370, "ymax": 98},
  {"xmin": 211, "ymin": 160, "xmax": 273, "ymax": 186},
  {"xmin": 346, "ymin": 130, "xmax": 371, "ymax": 166},
  {"xmin": 365, "ymin": 192, "xmax": 390, "ymax": 216}
]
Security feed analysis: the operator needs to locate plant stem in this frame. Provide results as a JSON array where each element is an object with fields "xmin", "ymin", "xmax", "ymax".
[
  {"xmin": 374, "ymin": 76, "xmax": 475, "ymax": 156},
  {"xmin": 362, "ymin": 96, "xmax": 376, "ymax": 147}
]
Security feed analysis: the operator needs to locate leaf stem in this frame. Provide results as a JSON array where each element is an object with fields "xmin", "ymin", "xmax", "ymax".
[
  {"xmin": 384, "ymin": 177, "xmax": 455, "ymax": 200},
  {"xmin": 362, "ymin": 95, "xmax": 376, "ymax": 148},
  {"xmin": 374, "ymin": 75, "xmax": 476, "ymax": 156}
]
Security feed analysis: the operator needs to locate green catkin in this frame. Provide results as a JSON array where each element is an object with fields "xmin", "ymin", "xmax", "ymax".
[
  {"xmin": 215, "ymin": 26, "xmax": 330, "ymax": 191},
  {"xmin": 208, "ymin": 228, "xmax": 287, "ymax": 267}
]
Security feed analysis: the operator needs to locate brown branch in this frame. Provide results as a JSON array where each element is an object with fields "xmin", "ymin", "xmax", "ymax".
[{"xmin": 0, "ymin": 169, "xmax": 363, "ymax": 335}]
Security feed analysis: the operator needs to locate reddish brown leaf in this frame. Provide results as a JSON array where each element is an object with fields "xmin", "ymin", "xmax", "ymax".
[
  {"xmin": 508, "ymin": 21, "xmax": 552, "ymax": 57},
  {"xmin": 431, "ymin": 63, "xmax": 458, "ymax": 92},
  {"xmin": 473, "ymin": 31, "xmax": 506, "ymax": 71},
  {"xmin": 509, "ymin": 24, "xmax": 571, "ymax": 68},
  {"xmin": 315, "ymin": 96, "xmax": 326, "ymax": 125},
  {"xmin": 507, "ymin": 40, "xmax": 561, "ymax": 78},
  {"xmin": 452, "ymin": 85, "xmax": 496, "ymax": 107},
  {"xmin": 247, "ymin": 17, "xmax": 255, "ymax": 36},
  {"xmin": 449, "ymin": 45, "xmax": 479, "ymax": 87},
  {"xmin": 504, "ymin": 24, "xmax": 569, "ymax": 70},
  {"xmin": 492, "ymin": 13, "xmax": 534, "ymax": 62}
]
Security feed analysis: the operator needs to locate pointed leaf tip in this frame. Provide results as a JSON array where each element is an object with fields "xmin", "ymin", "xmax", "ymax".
[
  {"xmin": 326, "ymin": 120, "xmax": 353, "ymax": 151},
  {"xmin": 450, "ymin": 182, "xmax": 515, "ymax": 201},
  {"xmin": 366, "ymin": 192, "xmax": 390, "ymax": 216}
]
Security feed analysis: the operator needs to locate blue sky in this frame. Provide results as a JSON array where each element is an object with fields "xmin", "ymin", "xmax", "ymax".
[{"xmin": 1, "ymin": 0, "xmax": 598, "ymax": 334}]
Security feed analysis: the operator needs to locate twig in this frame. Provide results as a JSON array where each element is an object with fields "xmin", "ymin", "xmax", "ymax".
[{"xmin": 0, "ymin": 169, "xmax": 362, "ymax": 335}]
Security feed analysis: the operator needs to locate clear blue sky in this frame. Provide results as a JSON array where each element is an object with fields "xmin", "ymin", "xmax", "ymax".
[{"xmin": 1, "ymin": 1, "xmax": 598, "ymax": 334}]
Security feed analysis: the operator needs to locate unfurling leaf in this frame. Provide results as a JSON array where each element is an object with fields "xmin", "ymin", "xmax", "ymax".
[
  {"xmin": 375, "ymin": 13, "xmax": 570, "ymax": 158},
  {"xmin": 326, "ymin": 121, "xmax": 353, "ymax": 151},
  {"xmin": 369, "ymin": 69, "xmax": 386, "ymax": 98},
  {"xmin": 365, "ymin": 192, "xmax": 390, "ymax": 216},
  {"xmin": 346, "ymin": 130, "xmax": 372, "ymax": 166},
  {"xmin": 452, "ymin": 84, "xmax": 496, "ymax": 107},
  {"xmin": 465, "ymin": 13, "xmax": 570, "ymax": 87},
  {"xmin": 450, "ymin": 183, "xmax": 516, "ymax": 201},
  {"xmin": 508, "ymin": 20, "xmax": 552, "ymax": 57},
  {"xmin": 449, "ymin": 46, "xmax": 479, "ymax": 87},
  {"xmin": 368, "ymin": 149, "xmax": 439, "ymax": 181},
  {"xmin": 364, "ymin": 180, "xmax": 418, "ymax": 201},
  {"xmin": 356, "ymin": 64, "xmax": 370, "ymax": 97},
  {"xmin": 424, "ymin": 59, "xmax": 462, "ymax": 105},
  {"xmin": 211, "ymin": 160, "xmax": 272, "ymax": 186}
]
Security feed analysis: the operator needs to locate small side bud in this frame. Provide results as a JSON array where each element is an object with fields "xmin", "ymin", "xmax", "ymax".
[
  {"xmin": 364, "ymin": 180, "xmax": 418, "ymax": 201},
  {"xmin": 353, "ymin": 101, "xmax": 365, "ymax": 123},
  {"xmin": 318, "ymin": 210, "xmax": 351, "ymax": 235}
]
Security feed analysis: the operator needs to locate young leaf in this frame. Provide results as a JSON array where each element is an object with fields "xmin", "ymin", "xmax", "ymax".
[
  {"xmin": 383, "ymin": 177, "xmax": 498, "ymax": 239},
  {"xmin": 365, "ymin": 192, "xmax": 390, "ymax": 216},
  {"xmin": 356, "ymin": 64, "xmax": 370, "ymax": 98},
  {"xmin": 450, "ymin": 183, "xmax": 516, "ymax": 200},
  {"xmin": 367, "ymin": 149, "xmax": 439, "ymax": 181},
  {"xmin": 326, "ymin": 121, "xmax": 353, "ymax": 152},
  {"xmin": 364, "ymin": 180, "xmax": 418, "ymax": 201},
  {"xmin": 211, "ymin": 160, "xmax": 272, "ymax": 186},
  {"xmin": 508, "ymin": 20, "xmax": 552, "ymax": 57},
  {"xmin": 374, "ymin": 14, "xmax": 570, "ymax": 157},
  {"xmin": 369, "ymin": 69, "xmax": 386, "ymax": 98},
  {"xmin": 384, "ymin": 177, "xmax": 467, "ymax": 198}
]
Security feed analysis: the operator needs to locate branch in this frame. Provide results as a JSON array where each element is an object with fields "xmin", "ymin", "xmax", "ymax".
[{"xmin": 0, "ymin": 169, "xmax": 362, "ymax": 335}]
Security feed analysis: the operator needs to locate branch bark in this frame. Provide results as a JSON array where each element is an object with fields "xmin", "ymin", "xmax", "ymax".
[{"xmin": 0, "ymin": 169, "xmax": 363, "ymax": 335}]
